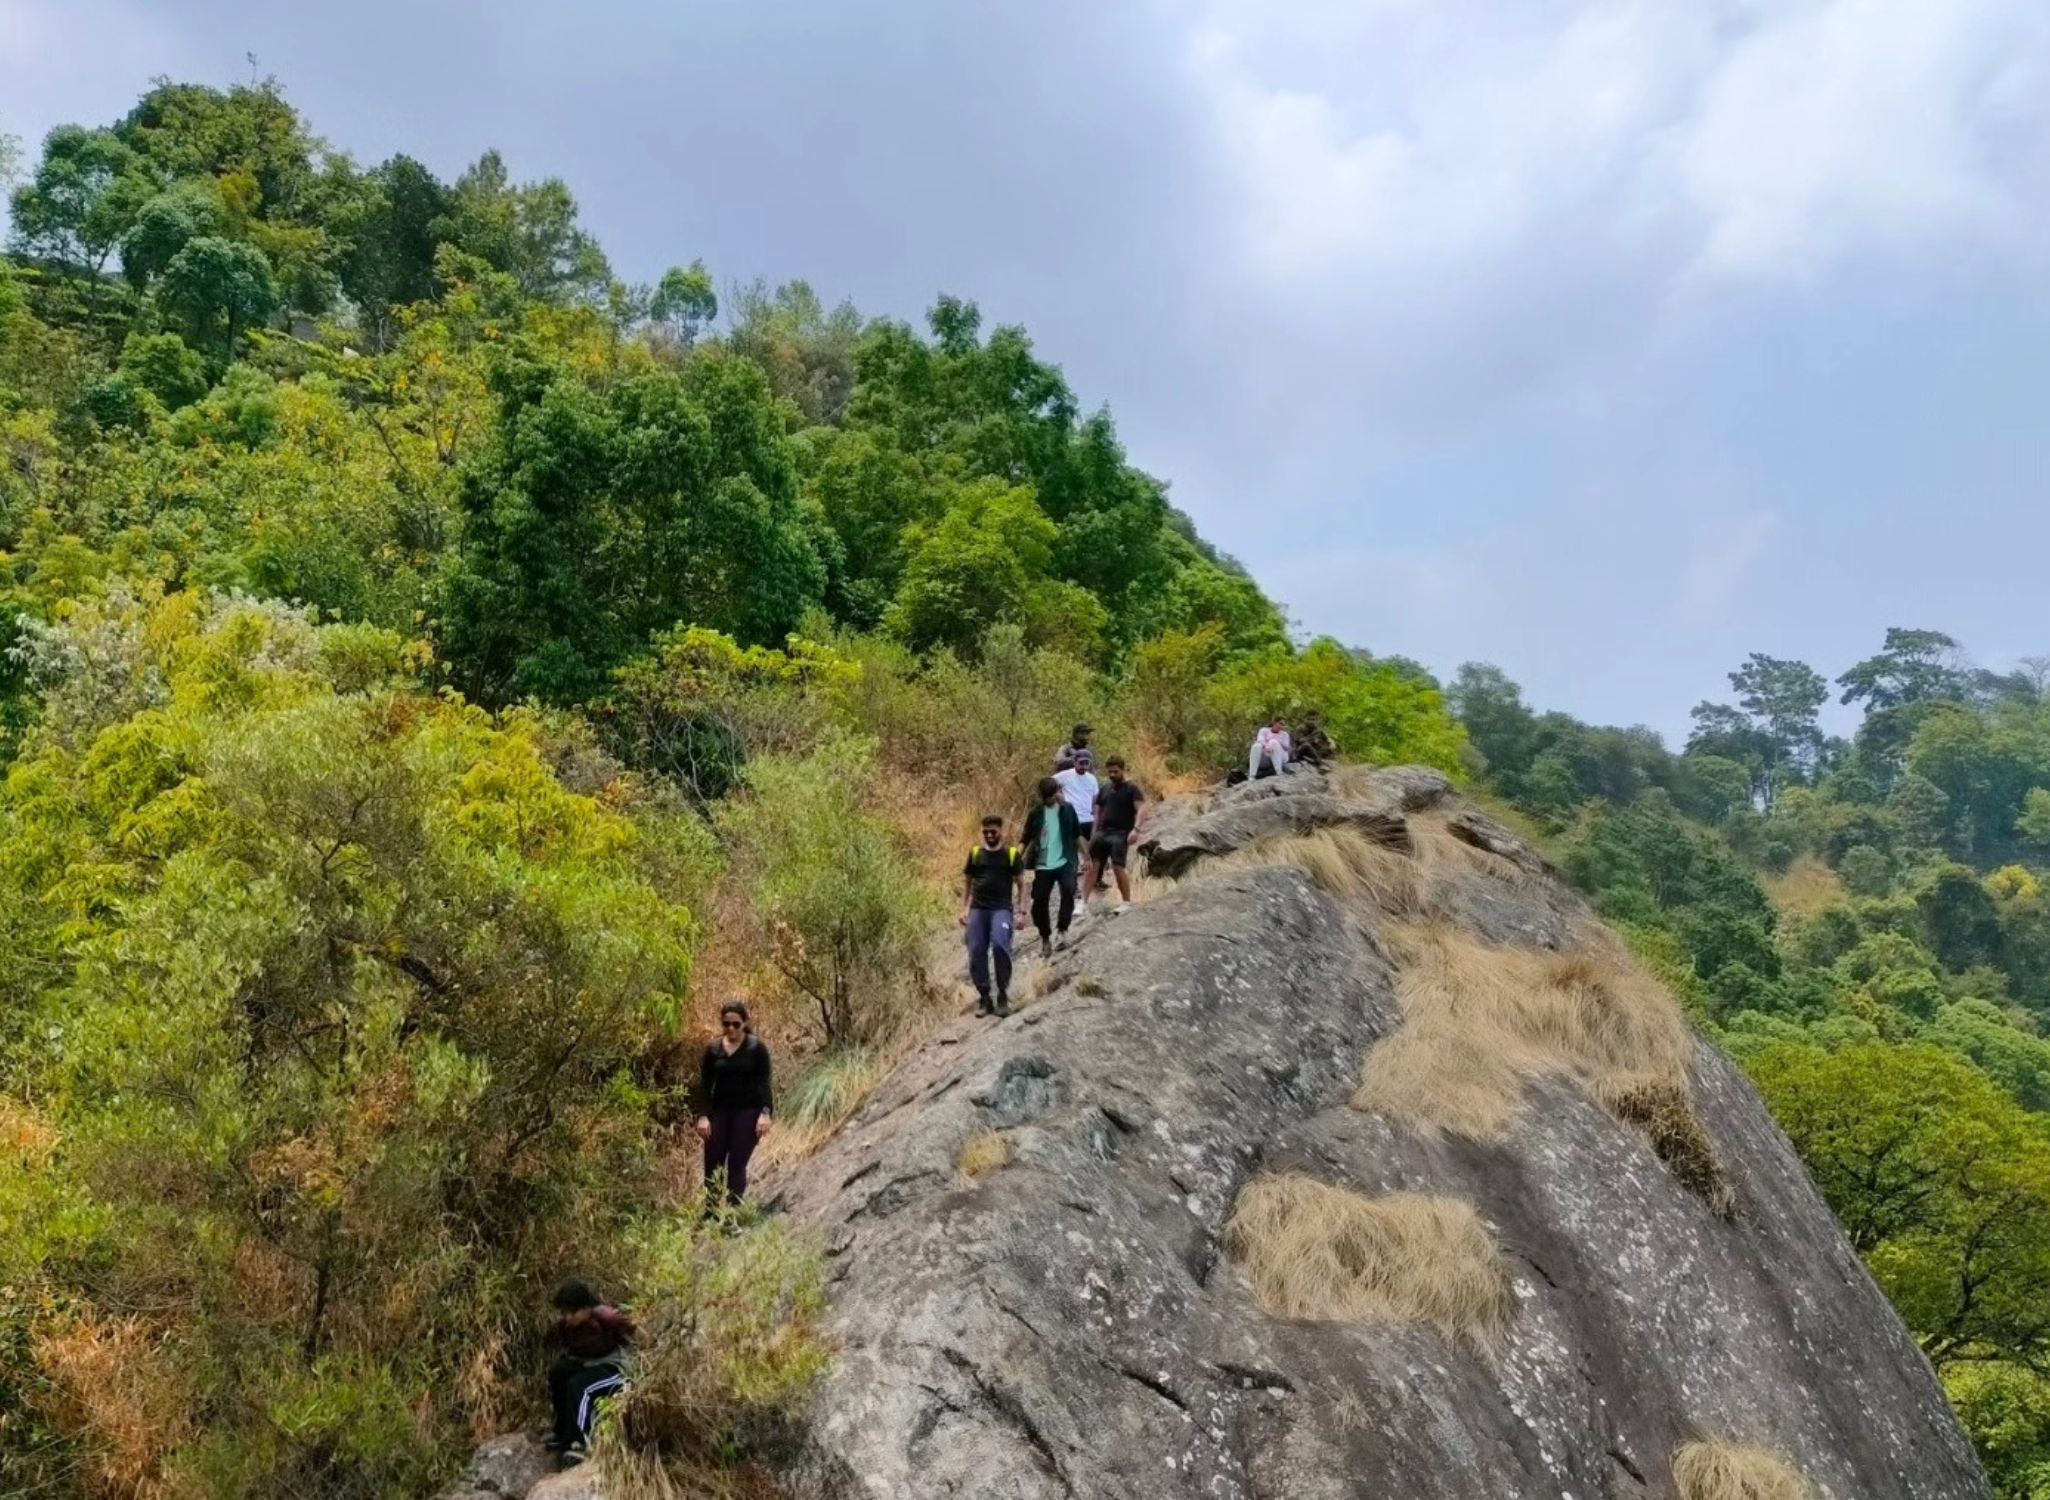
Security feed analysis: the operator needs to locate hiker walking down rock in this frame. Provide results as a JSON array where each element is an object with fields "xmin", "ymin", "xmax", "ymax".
[
  {"xmin": 1088, "ymin": 755, "xmax": 1146, "ymax": 915},
  {"xmin": 1053, "ymin": 750, "xmax": 1100, "ymax": 918},
  {"xmin": 697, "ymin": 1001, "xmax": 773, "ymax": 1207},
  {"xmin": 961, "ymin": 814, "xmax": 1025, "ymax": 1017},
  {"xmin": 1021, "ymin": 776, "xmax": 1081, "ymax": 959},
  {"xmin": 546, "ymin": 1279, "xmax": 634, "ymax": 1464}
]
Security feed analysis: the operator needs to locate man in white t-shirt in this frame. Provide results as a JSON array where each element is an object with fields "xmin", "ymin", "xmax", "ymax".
[{"xmin": 1052, "ymin": 753, "xmax": 1100, "ymax": 918}]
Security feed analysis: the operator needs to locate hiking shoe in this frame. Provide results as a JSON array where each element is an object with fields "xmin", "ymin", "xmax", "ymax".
[
  {"xmin": 994, "ymin": 996, "xmax": 1011, "ymax": 1018},
  {"xmin": 1040, "ymin": 935, "xmax": 1053, "ymax": 960},
  {"xmin": 1054, "ymin": 930, "xmax": 1069, "ymax": 953},
  {"xmin": 975, "ymin": 994, "xmax": 994, "ymax": 1017}
]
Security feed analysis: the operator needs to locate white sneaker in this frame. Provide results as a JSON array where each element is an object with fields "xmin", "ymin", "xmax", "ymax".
[
  {"xmin": 1072, "ymin": 903, "xmax": 1088, "ymax": 923},
  {"xmin": 1113, "ymin": 901, "xmax": 1132, "ymax": 915}
]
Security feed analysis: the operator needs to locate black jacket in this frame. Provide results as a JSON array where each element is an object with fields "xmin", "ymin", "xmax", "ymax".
[
  {"xmin": 1020, "ymin": 801, "xmax": 1082, "ymax": 872},
  {"xmin": 700, "ymin": 1034, "xmax": 774, "ymax": 1114}
]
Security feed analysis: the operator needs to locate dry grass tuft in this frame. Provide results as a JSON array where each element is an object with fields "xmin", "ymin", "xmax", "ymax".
[
  {"xmin": 1225, "ymin": 1173, "xmax": 1514, "ymax": 1349},
  {"xmin": 1184, "ymin": 812, "xmax": 1533, "ymax": 927},
  {"xmin": 1673, "ymin": 1440, "xmax": 1812, "ymax": 1500},
  {"xmin": 32, "ymin": 1314, "xmax": 193, "ymax": 1499},
  {"xmin": 1354, "ymin": 924, "xmax": 1695, "ymax": 1143},
  {"xmin": 957, "ymin": 1130, "xmax": 1013, "ymax": 1180},
  {"xmin": 1196, "ymin": 825, "xmax": 1429, "ymax": 918},
  {"xmin": 1596, "ymin": 1075, "xmax": 1734, "ymax": 1216}
]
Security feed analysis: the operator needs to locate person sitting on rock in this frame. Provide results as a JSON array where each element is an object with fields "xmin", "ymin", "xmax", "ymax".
[
  {"xmin": 961, "ymin": 814, "xmax": 1025, "ymax": 1017},
  {"xmin": 1053, "ymin": 722, "xmax": 1094, "ymax": 772},
  {"xmin": 1021, "ymin": 776, "xmax": 1082, "ymax": 959},
  {"xmin": 547, "ymin": 1280, "xmax": 635, "ymax": 1463},
  {"xmin": 1294, "ymin": 711, "xmax": 1337, "ymax": 768},
  {"xmin": 1088, "ymin": 756, "xmax": 1146, "ymax": 915},
  {"xmin": 1249, "ymin": 715, "xmax": 1292, "ymax": 780}
]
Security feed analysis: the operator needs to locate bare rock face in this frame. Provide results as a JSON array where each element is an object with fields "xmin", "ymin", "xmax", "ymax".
[
  {"xmin": 439, "ymin": 1435, "xmax": 557, "ymax": 1500},
  {"xmin": 768, "ymin": 768, "xmax": 1989, "ymax": 1500}
]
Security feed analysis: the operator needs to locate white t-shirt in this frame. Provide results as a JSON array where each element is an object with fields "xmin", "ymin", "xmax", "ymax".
[{"xmin": 1054, "ymin": 767, "xmax": 1100, "ymax": 825}]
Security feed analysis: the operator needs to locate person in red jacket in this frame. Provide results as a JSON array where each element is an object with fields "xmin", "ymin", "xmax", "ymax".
[{"xmin": 547, "ymin": 1279, "xmax": 635, "ymax": 1461}]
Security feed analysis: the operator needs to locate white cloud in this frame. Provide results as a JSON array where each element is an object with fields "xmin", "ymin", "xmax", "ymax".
[{"xmin": 1177, "ymin": 0, "xmax": 2050, "ymax": 288}]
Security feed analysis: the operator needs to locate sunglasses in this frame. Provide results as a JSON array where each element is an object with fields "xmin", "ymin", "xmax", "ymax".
[{"xmin": 721, "ymin": 1018, "xmax": 744, "ymax": 1029}]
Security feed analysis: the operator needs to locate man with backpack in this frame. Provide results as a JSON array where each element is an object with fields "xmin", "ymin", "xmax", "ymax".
[{"xmin": 961, "ymin": 814, "xmax": 1025, "ymax": 1016}]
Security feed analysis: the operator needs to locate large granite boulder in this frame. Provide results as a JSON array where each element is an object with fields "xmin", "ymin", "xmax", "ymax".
[{"xmin": 766, "ymin": 767, "xmax": 1988, "ymax": 1499}]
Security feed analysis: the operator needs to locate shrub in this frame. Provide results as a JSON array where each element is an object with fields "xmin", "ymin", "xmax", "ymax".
[
  {"xmin": 716, "ymin": 734, "xmax": 940, "ymax": 1044},
  {"xmin": 591, "ymin": 1212, "xmax": 827, "ymax": 1496}
]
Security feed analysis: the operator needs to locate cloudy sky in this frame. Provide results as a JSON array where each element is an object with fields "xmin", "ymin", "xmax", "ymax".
[{"xmin": 5, "ymin": 0, "xmax": 2047, "ymax": 739}]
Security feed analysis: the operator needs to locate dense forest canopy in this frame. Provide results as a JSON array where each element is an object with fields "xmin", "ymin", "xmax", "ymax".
[{"xmin": 5, "ymin": 76, "xmax": 2049, "ymax": 1498}]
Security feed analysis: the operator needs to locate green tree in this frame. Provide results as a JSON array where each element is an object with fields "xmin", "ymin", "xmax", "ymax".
[
  {"xmin": 117, "ymin": 180, "xmax": 227, "ymax": 290},
  {"xmin": 1840, "ymin": 628, "xmax": 1969, "ymax": 713},
  {"xmin": 442, "ymin": 149, "xmax": 610, "ymax": 302},
  {"xmin": 1748, "ymin": 1044, "xmax": 2050, "ymax": 1375},
  {"xmin": 649, "ymin": 260, "xmax": 718, "ymax": 349},
  {"xmin": 7, "ymin": 124, "xmax": 149, "ymax": 274},
  {"xmin": 335, "ymin": 154, "xmax": 453, "ymax": 347},
  {"xmin": 443, "ymin": 357, "xmax": 826, "ymax": 704},
  {"xmin": 154, "ymin": 235, "xmax": 280, "ymax": 356},
  {"xmin": 886, "ymin": 478, "xmax": 1059, "ymax": 656}
]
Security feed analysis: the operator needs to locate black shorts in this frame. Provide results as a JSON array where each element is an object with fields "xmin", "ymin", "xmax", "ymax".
[
  {"xmin": 1089, "ymin": 830, "xmax": 1130, "ymax": 869},
  {"xmin": 1077, "ymin": 821, "xmax": 1094, "ymax": 848}
]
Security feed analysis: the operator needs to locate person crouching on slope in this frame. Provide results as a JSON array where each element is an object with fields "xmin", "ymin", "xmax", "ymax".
[
  {"xmin": 696, "ymin": 1001, "xmax": 773, "ymax": 1208},
  {"xmin": 547, "ymin": 1279, "xmax": 634, "ymax": 1464},
  {"xmin": 961, "ymin": 814, "xmax": 1025, "ymax": 1017},
  {"xmin": 1021, "ymin": 776, "xmax": 1081, "ymax": 959},
  {"xmin": 1053, "ymin": 750, "xmax": 1100, "ymax": 919}
]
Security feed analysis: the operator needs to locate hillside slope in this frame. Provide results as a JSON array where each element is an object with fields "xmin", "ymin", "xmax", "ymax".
[{"xmin": 767, "ymin": 767, "xmax": 1985, "ymax": 1500}]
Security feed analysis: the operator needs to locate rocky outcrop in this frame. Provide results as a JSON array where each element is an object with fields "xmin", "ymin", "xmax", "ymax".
[{"xmin": 767, "ymin": 767, "xmax": 1989, "ymax": 1500}]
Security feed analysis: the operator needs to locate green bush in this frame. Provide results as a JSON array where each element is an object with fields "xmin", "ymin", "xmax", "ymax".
[{"xmin": 716, "ymin": 734, "xmax": 941, "ymax": 1044}]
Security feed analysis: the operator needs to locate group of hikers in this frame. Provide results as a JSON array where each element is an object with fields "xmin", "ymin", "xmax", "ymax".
[
  {"xmin": 960, "ymin": 722, "xmax": 1148, "ymax": 1017},
  {"xmin": 545, "ymin": 712, "xmax": 1333, "ymax": 1463}
]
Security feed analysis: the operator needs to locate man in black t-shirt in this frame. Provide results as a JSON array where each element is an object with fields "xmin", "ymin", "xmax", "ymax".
[
  {"xmin": 1088, "ymin": 756, "xmax": 1147, "ymax": 914},
  {"xmin": 961, "ymin": 814, "xmax": 1024, "ymax": 1016}
]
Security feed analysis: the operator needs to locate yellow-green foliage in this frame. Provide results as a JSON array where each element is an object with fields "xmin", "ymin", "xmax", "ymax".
[
  {"xmin": 1204, "ymin": 637, "xmax": 1468, "ymax": 777},
  {"xmin": 0, "ymin": 589, "xmax": 713, "ymax": 1495},
  {"xmin": 1225, "ymin": 1172, "xmax": 1514, "ymax": 1349},
  {"xmin": 591, "ymin": 1212, "xmax": 828, "ymax": 1499}
]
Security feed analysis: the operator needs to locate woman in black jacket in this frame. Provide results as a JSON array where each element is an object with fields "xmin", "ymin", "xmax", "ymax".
[{"xmin": 696, "ymin": 1001, "xmax": 774, "ymax": 1207}]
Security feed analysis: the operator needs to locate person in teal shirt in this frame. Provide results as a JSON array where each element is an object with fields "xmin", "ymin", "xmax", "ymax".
[{"xmin": 1021, "ymin": 776, "xmax": 1081, "ymax": 959}]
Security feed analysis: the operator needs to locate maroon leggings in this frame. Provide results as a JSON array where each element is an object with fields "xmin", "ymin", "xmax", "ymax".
[{"xmin": 704, "ymin": 1108, "xmax": 762, "ymax": 1206}]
